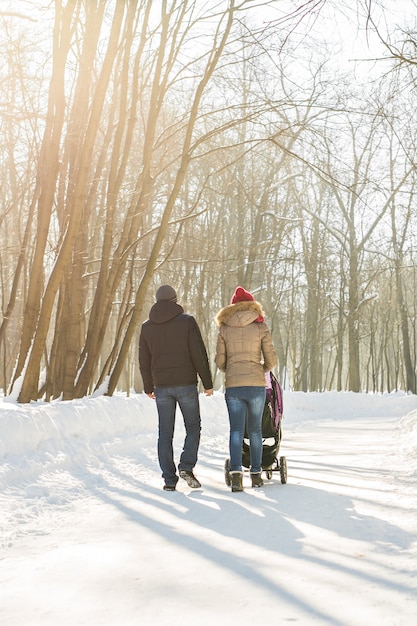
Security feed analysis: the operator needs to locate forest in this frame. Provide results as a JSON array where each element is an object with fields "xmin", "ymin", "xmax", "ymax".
[{"xmin": 0, "ymin": 0, "xmax": 416, "ymax": 401}]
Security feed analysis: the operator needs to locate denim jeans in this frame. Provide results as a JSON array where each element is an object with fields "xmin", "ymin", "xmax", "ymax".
[
  {"xmin": 154, "ymin": 385, "xmax": 201, "ymax": 485},
  {"xmin": 225, "ymin": 386, "xmax": 266, "ymax": 473}
]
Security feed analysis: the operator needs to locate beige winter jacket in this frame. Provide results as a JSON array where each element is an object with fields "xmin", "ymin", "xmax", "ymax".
[{"xmin": 215, "ymin": 300, "xmax": 277, "ymax": 388}]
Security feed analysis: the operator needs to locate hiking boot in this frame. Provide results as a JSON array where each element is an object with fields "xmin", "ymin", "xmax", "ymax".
[
  {"xmin": 251, "ymin": 472, "xmax": 264, "ymax": 488},
  {"xmin": 231, "ymin": 471, "xmax": 243, "ymax": 492},
  {"xmin": 163, "ymin": 484, "xmax": 176, "ymax": 491},
  {"xmin": 179, "ymin": 470, "xmax": 201, "ymax": 488}
]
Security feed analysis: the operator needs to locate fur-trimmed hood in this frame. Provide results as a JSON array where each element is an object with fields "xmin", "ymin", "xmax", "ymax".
[{"xmin": 215, "ymin": 300, "xmax": 265, "ymax": 327}]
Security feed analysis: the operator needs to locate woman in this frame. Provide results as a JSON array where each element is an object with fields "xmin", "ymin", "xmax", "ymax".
[{"xmin": 215, "ymin": 286, "xmax": 277, "ymax": 492}]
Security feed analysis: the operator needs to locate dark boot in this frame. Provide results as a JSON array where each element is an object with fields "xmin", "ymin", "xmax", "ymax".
[
  {"xmin": 251, "ymin": 472, "xmax": 264, "ymax": 488},
  {"xmin": 231, "ymin": 471, "xmax": 243, "ymax": 492},
  {"xmin": 179, "ymin": 470, "xmax": 201, "ymax": 488}
]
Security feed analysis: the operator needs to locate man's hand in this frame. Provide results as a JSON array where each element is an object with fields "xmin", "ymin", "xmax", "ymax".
[
  {"xmin": 204, "ymin": 388, "xmax": 213, "ymax": 396},
  {"xmin": 146, "ymin": 392, "xmax": 155, "ymax": 400}
]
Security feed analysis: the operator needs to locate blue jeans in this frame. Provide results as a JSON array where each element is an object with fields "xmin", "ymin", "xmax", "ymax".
[
  {"xmin": 225, "ymin": 386, "xmax": 266, "ymax": 473},
  {"xmin": 154, "ymin": 385, "xmax": 201, "ymax": 485}
]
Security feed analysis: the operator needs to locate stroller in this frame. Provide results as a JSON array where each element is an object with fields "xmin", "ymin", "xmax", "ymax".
[{"xmin": 224, "ymin": 372, "xmax": 287, "ymax": 485}]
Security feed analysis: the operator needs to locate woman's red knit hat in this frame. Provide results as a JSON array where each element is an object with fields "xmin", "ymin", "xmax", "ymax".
[{"xmin": 231, "ymin": 286, "xmax": 254, "ymax": 304}]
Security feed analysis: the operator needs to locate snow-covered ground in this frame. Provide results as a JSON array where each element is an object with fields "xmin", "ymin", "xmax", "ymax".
[{"xmin": 1, "ymin": 389, "xmax": 417, "ymax": 625}]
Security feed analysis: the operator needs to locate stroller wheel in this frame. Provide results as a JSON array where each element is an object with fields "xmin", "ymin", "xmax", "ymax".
[
  {"xmin": 279, "ymin": 456, "xmax": 288, "ymax": 484},
  {"xmin": 224, "ymin": 458, "xmax": 231, "ymax": 486},
  {"xmin": 266, "ymin": 470, "xmax": 273, "ymax": 480}
]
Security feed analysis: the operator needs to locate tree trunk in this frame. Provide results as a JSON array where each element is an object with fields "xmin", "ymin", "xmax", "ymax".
[
  {"xmin": 10, "ymin": 0, "xmax": 76, "ymax": 394},
  {"xmin": 106, "ymin": 1, "xmax": 237, "ymax": 395},
  {"xmin": 18, "ymin": 0, "xmax": 126, "ymax": 402}
]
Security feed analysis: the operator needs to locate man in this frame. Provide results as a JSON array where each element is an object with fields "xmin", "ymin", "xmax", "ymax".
[{"xmin": 139, "ymin": 285, "xmax": 213, "ymax": 491}]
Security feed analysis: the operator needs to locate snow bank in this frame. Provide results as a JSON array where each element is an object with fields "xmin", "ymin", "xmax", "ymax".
[
  {"xmin": 0, "ymin": 394, "xmax": 155, "ymax": 458},
  {"xmin": 2, "ymin": 390, "xmax": 417, "ymax": 459},
  {"xmin": 284, "ymin": 389, "xmax": 417, "ymax": 421}
]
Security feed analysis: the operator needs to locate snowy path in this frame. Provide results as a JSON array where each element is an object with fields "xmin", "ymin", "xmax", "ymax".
[{"xmin": 1, "ymin": 394, "xmax": 417, "ymax": 625}]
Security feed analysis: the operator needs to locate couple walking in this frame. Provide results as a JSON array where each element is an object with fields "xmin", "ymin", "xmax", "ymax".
[{"xmin": 139, "ymin": 284, "xmax": 277, "ymax": 492}]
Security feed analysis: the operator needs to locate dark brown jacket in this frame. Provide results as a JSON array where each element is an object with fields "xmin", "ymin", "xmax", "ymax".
[
  {"xmin": 215, "ymin": 300, "xmax": 277, "ymax": 388},
  {"xmin": 139, "ymin": 301, "xmax": 213, "ymax": 394}
]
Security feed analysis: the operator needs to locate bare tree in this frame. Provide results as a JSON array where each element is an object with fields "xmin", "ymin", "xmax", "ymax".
[{"xmin": 3, "ymin": 0, "xmax": 417, "ymax": 401}]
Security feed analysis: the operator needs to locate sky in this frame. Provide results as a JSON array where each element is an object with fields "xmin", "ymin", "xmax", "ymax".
[
  {"xmin": 253, "ymin": 0, "xmax": 416, "ymax": 79},
  {"xmin": 1, "ymin": 388, "xmax": 417, "ymax": 625}
]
